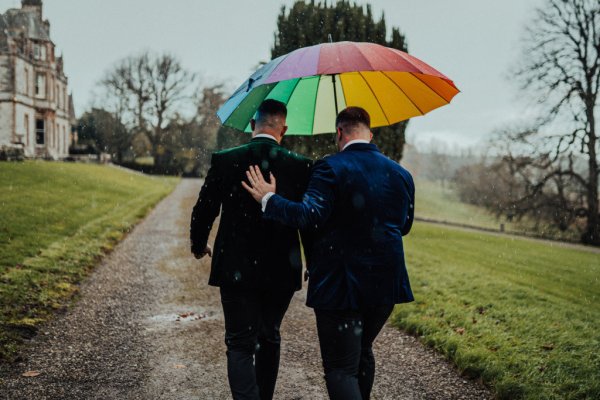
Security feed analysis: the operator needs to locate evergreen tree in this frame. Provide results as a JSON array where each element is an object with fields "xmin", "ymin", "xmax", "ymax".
[
  {"xmin": 271, "ymin": 1, "xmax": 409, "ymax": 161},
  {"xmin": 77, "ymin": 108, "xmax": 130, "ymax": 162}
]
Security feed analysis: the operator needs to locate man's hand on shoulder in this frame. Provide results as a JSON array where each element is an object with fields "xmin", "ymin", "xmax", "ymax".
[
  {"xmin": 241, "ymin": 165, "xmax": 276, "ymax": 203},
  {"xmin": 193, "ymin": 244, "xmax": 213, "ymax": 259}
]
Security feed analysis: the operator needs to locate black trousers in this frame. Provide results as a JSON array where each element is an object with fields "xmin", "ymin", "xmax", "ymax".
[
  {"xmin": 314, "ymin": 305, "xmax": 394, "ymax": 400},
  {"xmin": 220, "ymin": 287, "xmax": 295, "ymax": 400}
]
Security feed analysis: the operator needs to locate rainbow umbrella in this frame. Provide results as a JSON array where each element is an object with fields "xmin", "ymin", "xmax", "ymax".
[{"xmin": 217, "ymin": 41, "xmax": 459, "ymax": 135}]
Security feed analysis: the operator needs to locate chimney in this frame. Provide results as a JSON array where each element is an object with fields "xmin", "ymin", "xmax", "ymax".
[{"xmin": 21, "ymin": 0, "xmax": 43, "ymax": 19}]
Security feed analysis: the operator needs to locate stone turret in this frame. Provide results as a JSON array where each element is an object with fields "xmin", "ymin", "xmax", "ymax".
[{"xmin": 21, "ymin": 0, "xmax": 42, "ymax": 19}]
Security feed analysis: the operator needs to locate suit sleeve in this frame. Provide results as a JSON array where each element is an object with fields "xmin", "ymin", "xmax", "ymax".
[
  {"xmin": 401, "ymin": 171, "xmax": 415, "ymax": 236},
  {"xmin": 297, "ymin": 159, "xmax": 315, "ymax": 267},
  {"xmin": 190, "ymin": 154, "xmax": 222, "ymax": 255},
  {"xmin": 264, "ymin": 159, "xmax": 335, "ymax": 230}
]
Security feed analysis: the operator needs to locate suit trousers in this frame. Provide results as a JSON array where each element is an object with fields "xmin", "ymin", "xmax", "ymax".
[
  {"xmin": 220, "ymin": 287, "xmax": 295, "ymax": 400},
  {"xmin": 314, "ymin": 305, "xmax": 394, "ymax": 400}
]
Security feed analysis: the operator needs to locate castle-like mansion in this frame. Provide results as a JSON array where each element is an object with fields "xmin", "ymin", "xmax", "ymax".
[{"xmin": 0, "ymin": 0, "xmax": 73, "ymax": 159}]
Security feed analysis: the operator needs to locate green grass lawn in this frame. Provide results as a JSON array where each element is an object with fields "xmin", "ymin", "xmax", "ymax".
[
  {"xmin": 0, "ymin": 161, "xmax": 178, "ymax": 362},
  {"xmin": 395, "ymin": 222, "xmax": 600, "ymax": 399}
]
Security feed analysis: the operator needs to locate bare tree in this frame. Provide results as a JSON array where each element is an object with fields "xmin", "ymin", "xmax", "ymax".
[
  {"xmin": 515, "ymin": 0, "xmax": 599, "ymax": 244},
  {"xmin": 422, "ymin": 139, "xmax": 452, "ymax": 186},
  {"xmin": 145, "ymin": 54, "xmax": 195, "ymax": 167},
  {"xmin": 196, "ymin": 85, "xmax": 226, "ymax": 150},
  {"xmin": 454, "ymin": 135, "xmax": 587, "ymax": 238},
  {"xmin": 190, "ymin": 84, "xmax": 227, "ymax": 175},
  {"xmin": 101, "ymin": 53, "xmax": 152, "ymax": 130},
  {"xmin": 100, "ymin": 51, "xmax": 196, "ymax": 167}
]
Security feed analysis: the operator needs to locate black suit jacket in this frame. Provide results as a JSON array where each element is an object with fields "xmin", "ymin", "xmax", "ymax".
[{"xmin": 190, "ymin": 137, "xmax": 313, "ymax": 291}]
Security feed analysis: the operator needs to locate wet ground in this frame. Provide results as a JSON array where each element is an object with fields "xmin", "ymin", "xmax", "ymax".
[{"xmin": 0, "ymin": 179, "xmax": 492, "ymax": 399}]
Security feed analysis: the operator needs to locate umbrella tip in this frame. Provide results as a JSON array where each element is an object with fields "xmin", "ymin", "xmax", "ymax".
[{"xmin": 328, "ymin": 33, "xmax": 333, "ymax": 43}]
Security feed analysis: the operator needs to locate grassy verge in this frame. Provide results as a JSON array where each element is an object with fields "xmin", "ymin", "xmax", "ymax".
[
  {"xmin": 0, "ymin": 161, "xmax": 178, "ymax": 362},
  {"xmin": 394, "ymin": 222, "xmax": 600, "ymax": 399}
]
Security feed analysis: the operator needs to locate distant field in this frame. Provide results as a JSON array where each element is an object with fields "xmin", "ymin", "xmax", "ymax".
[
  {"xmin": 414, "ymin": 179, "xmax": 526, "ymax": 230},
  {"xmin": 0, "ymin": 162, "xmax": 178, "ymax": 361},
  {"xmin": 414, "ymin": 179, "xmax": 579, "ymax": 241},
  {"xmin": 395, "ymin": 222, "xmax": 600, "ymax": 399},
  {"xmin": 134, "ymin": 156, "xmax": 154, "ymax": 166}
]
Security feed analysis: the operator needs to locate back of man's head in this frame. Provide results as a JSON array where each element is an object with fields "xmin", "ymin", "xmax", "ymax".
[
  {"xmin": 335, "ymin": 107, "xmax": 371, "ymax": 135},
  {"xmin": 254, "ymin": 99, "xmax": 287, "ymax": 132}
]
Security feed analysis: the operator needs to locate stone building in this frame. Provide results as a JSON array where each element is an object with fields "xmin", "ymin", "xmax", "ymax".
[{"xmin": 0, "ymin": 0, "xmax": 72, "ymax": 159}]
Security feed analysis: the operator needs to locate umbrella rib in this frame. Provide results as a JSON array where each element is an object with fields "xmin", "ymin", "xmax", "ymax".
[
  {"xmin": 240, "ymin": 83, "xmax": 277, "ymax": 131},
  {"xmin": 282, "ymin": 78, "xmax": 303, "ymax": 104},
  {"xmin": 358, "ymin": 71, "xmax": 391, "ymax": 126},
  {"xmin": 284, "ymin": 77, "xmax": 305, "ymax": 134},
  {"xmin": 381, "ymin": 71, "xmax": 425, "ymax": 116},
  {"xmin": 351, "ymin": 41, "xmax": 377, "ymax": 71},
  {"xmin": 309, "ymin": 76, "xmax": 322, "ymax": 135},
  {"xmin": 410, "ymin": 73, "xmax": 451, "ymax": 105},
  {"xmin": 254, "ymin": 82, "xmax": 286, "ymax": 130}
]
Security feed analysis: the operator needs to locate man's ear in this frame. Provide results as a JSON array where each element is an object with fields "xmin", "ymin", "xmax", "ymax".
[
  {"xmin": 281, "ymin": 125, "xmax": 288, "ymax": 138},
  {"xmin": 370, "ymin": 131, "xmax": 373, "ymax": 141},
  {"xmin": 250, "ymin": 119, "xmax": 256, "ymax": 131}
]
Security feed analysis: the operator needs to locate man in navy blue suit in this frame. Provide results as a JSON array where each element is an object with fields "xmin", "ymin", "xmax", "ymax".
[{"xmin": 242, "ymin": 107, "xmax": 415, "ymax": 400}]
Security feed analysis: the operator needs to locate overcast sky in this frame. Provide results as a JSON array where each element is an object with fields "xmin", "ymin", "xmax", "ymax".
[{"xmin": 0, "ymin": 0, "xmax": 543, "ymax": 149}]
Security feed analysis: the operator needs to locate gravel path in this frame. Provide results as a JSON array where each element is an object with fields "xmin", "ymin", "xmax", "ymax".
[{"xmin": 1, "ymin": 179, "xmax": 492, "ymax": 400}]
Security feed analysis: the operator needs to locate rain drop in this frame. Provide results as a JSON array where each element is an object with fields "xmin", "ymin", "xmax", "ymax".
[{"xmin": 352, "ymin": 193, "xmax": 365, "ymax": 209}]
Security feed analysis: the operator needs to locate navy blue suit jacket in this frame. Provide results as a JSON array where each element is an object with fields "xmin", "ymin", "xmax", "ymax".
[{"xmin": 264, "ymin": 142, "xmax": 415, "ymax": 310}]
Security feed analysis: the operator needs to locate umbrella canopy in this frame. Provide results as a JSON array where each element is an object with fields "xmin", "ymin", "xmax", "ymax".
[{"xmin": 217, "ymin": 41, "xmax": 459, "ymax": 135}]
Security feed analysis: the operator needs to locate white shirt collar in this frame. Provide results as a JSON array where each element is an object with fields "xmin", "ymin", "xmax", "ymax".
[
  {"xmin": 253, "ymin": 133, "xmax": 279, "ymax": 143},
  {"xmin": 342, "ymin": 139, "xmax": 370, "ymax": 151}
]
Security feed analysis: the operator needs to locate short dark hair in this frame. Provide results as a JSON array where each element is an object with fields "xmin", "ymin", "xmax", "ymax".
[
  {"xmin": 335, "ymin": 107, "xmax": 371, "ymax": 131},
  {"xmin": 255, "ymin": 99, "xmax": 287, "ymax": 123}
]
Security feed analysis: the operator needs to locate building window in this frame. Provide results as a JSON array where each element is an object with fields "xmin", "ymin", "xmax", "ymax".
[
  {"xmin": 24, "ymin": 67, "xmax": 29, "ymax": 95},
  {"xmin": 36, "ymin": 119, "xmax": 45, "ymax": 145},
  {"xmin": 24, "ymin": 115, "xmax": 30, "ymax": 145},
  {"xmin": 33, "ymin": 43, "xmax": 46, "ymax": 61},
  {"xmin": 35, "ymin": 73, "xmax": 46, "ymax": 98}
]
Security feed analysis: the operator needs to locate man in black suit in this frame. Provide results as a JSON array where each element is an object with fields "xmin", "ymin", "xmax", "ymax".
[
  {"xmin": 243, "ymin": 107, "xmax": 415, "ymax": 400},
  {"xmin": 190, "ymin": 99, "xmax": 312, "ymax": 400}
]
